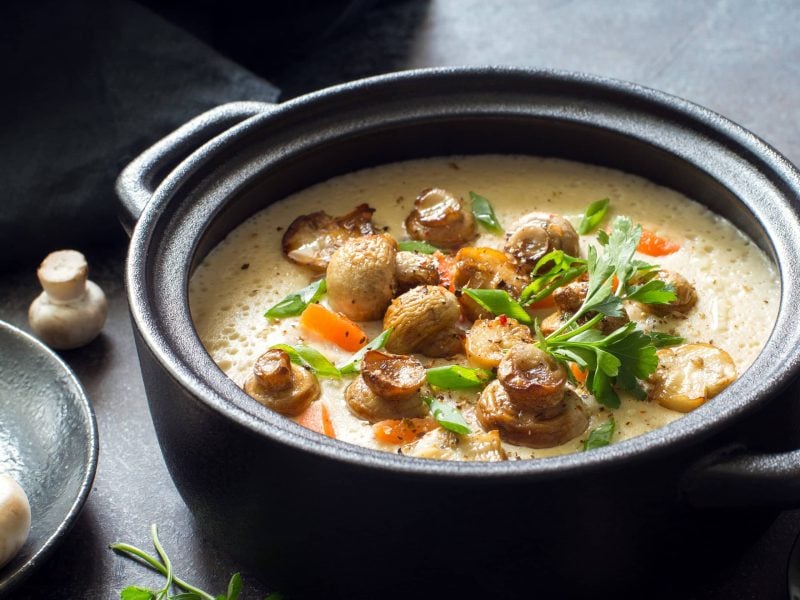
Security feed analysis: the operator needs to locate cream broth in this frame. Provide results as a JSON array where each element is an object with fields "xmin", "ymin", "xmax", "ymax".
[{"xmin": 189, "ymin": 155, "xmax": 779, "ymax": 459}]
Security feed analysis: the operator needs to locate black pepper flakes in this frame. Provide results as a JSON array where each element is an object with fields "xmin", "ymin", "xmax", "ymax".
[{"xmin": 241, "ymin": 263, "xmax": 250, "ymax": 270}]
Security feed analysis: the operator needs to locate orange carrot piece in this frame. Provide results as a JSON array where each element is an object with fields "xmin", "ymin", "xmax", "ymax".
[
  {"xmin": 372, "ymin": 417, "xmax": 438, "ymax": 445},
  {"xmin": 570, "ymin": 362, "xmax": 588, "ymax": 385},
  {"xmin": 526, "ymin": 294, "xmax": 557, "ymax": 310},
  {"xmin": 434, "ymin": 251, "xmax": 457, "ymax": 292},
  {"xmin": 637, "ymin": 229, "xmax": 681, "ymax": 256},
  {"xmin": 294, "ymin": 402, "xmax": 336, "ymax": 438},
  {"xmin": 299, "ymin": 303, "xmax": 367, "ymax": 352}
]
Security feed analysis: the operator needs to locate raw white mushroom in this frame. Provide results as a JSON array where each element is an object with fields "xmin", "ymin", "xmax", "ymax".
[
  {"xmin": 28, "ymin": 250, "xmax": 107, "ymax": 349},
  {"xmin": 0, "ymin": 474, "xmax": 31, "ymax": 569}
]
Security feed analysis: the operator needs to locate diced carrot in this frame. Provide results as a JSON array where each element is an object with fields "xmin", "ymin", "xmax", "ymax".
[
  {"xmin": 294, "ymin": 401, "xmax": 336, "ymax": 438},
  {"xmin": 637, "ymin": 229, "xmax": 681, "ymax": 256},
  {"xmin": 299, "ymin": 303, "xmax": 367, "ymax": 352},
  {"xmin": 434, "ymin": 251, "xmax": 457, "ymax": 292},
  {"xmin": 526, "ymin": 294, "xmax": 557, "ymax": 310},
  {"xmin": 570, "ymin": 362, "xmax": 588, "ymax": 385},
  {"xmin": 372, "ymin": 417, "xmax": 438, "ymax": 445}
]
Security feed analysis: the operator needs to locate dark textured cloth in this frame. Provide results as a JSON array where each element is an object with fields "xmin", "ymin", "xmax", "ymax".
[{"xmin": 0, "ymin": 0, "xmax": 278, "ymax": 271}]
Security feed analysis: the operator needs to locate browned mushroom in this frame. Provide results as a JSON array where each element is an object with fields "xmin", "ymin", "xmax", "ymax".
[
  {"xmin": 383, "ymin": 285, "xmax": 464, "ymax": 357},
  {"xmin": 326, "ymin": 234, "xmax": 397, "ymax": 321},
  {"xmin": 450, "ymin": 246, "xmax": 529, "ymax": 321},
  {"xmin": 404, "ymin": 428, "xmax": 508, "ymax": 462},
  {"xmin": 635, "ymin": 270, "xmax": 698, "ymax": 317},
  {"xmin": 395, "ymin": 250, "xmax": 440, "ymax": 292},
  {"xmin": 345, "ymin": 351, "xmax": 427, "ymax": 422},
  {"xmin": 505, "ymin": 213, "xmax": 580, "ymax": 273},
  {"xmin": 405, "ymin": 188, "xmax": 477, "ymax": 248},
  {"xmin": 243, "ymin": 349, "xmax": 321, "ymax": 416},
  {"xmin": 539, "ymin": 280, "xmax": 629, "ymax": 336},
  {"xmin": 477, "ymin": 342, "xmax": 588, "ymax": 448},
  {"xmin": 281, "ymin": 203, "xmax": 376, "ymax": 271},
  {"xmin": 648, "ymin": 343, "xmax": 736, "ymax": 412},
  {"xmin": 465, "ymin": 316, "xmax": 534, "ymax": 369}
]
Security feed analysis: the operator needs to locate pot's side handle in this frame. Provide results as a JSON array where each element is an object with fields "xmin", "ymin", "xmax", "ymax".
[
  {"xmin": 116, "ymin": 101, "xmax": 275, "ymax": 235},
  {"xmin": 682, "ymin": 445, "xmax": 800, "ymax": 509}
]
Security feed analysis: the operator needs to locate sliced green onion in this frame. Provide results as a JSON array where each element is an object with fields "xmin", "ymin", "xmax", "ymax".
[
  {"xmin": 583, "ymin": 417, "xmax": 616, "ymax": 451},
  {"xmin": 426, "ymin": 365, "xmax": 494, "ymax": 389},
  {"xmin": 264, "ymin": 279, "xmax": 327, "ymax": 319},
  {"xmin": 397, "ymin": 240, "xmax": 440, "ymax": 254},
  {"xmin": 462, "ymin": 288, "xmax": 532, "ymax": 325},
  {"xmin": 469, "ymin": 191, "xmax": 503, "ymax": 235},
  {"xmin": 647, "ymin": 331, "xmax": 684, "ymax": 348},
  {"xmin": 423, "ymin": 397, "xmax": 471, "ymax": 435},
  {"xmin": 337, "ymin": 328, "xmax": 393, "ymax": 374},
  {"xmin": 578, "ymin": 198, "xmax": 610, "ymax": 235},
  {"xmin": 270, "ymin": 343, "xmax": 340, "ymax": 378}
]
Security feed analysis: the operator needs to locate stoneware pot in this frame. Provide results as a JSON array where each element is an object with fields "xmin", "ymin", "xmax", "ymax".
[{"xmin": 117, "ymin": 68, "xmax": 800, "ymax": 599}]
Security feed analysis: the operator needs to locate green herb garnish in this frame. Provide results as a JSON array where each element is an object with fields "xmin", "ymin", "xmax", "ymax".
[
  {"xmin": 111, "ymin": 525, "xmax": 269, "ymax": 600},
  {"xmin": 264, "ymin": 278, "xmax": 327, "ymax": 319},
  {"xmin": 578, "ymin": 198, "xmax": 610, "ymax": 234},
  {"xmin": 427, "ymin": 365, "xmax": 494, "ymax": 389},
  {"xmin": 338, "ymin": 328, "xmax": 393, "ymax": 374},
  {"xmin": 397, "ymin": 240, "xmax": 440, "ymax": 254},
  {"xmin": 646, "ymin": 331, "xmax": 684, "ymax": 348},
  {"xmin": 469, "ymin": 191, "xmax": 503, "ymax": 235},
  {"xmin": 519, "ymin": 251, "xmax": 588, "ymax": 305},
  {"xmin": 462, "ymin": 288, "xmax": 532, "ymax": 325},
  {"xmin": 583, "ymin": 417, "xmax": 616, "ymax": 451},
  {"xmin": 270, "ymin": 343, "xmax": 340, "ymax": 378},
  {"xmin": 423, "ymin": 396, "xmax": 471, "ymax": 435}
]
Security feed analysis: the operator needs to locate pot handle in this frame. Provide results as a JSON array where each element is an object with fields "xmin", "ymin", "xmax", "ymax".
[
  {"xmin": 116, "ymin": 101, "xmax": 275, "ymax": 235},
  {"xmin": 682, "ymin": 445, "xmax": 800, "ymax": 508}
]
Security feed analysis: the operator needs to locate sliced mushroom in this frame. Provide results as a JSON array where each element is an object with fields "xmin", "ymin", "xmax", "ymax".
[
  {"xmin": 327, "ymin": 234, "xmax": 397, "ymax": 321},
  {"xmin": 404, "ymin": 428, "xmax": 508, "ymax": 462},
  {"xmin": 243, "ymin": 349, "xmax": 320, "ymax": 416},
  {"xmin": 465, "ymin": 316, "xmax": 534, "ymax": 369},
  {"xmin": 496, "ymin": 344, "xmax": 567, "ymax": 411},
  {"xmin": 405, "ymin": 188, "xmax": 477, "ymax": 248},
  {"xmin": 505, "ymin": 213, "xmax": 580, "ymax": 273},
  {"xmin": 451, "ymin": 246, "xmax": 529, "ymax": 321},
  {"xmin": 282, "ymin": 203, "xmax": 376, "ymax": 271},
  {"xmin": 395, "ymin": 250, "xmax": 440, "ymax": 292},
  {"xmin": 361, "ymin": 350, "xmax": 426, "ymax": 400},
  {"xmin": 648, "ymin": 343, "xmax": 737, "ymax": 412},
  {"xmin": 636, "ymin": 270, "xmax": 698, "ymax": 317},
  {"xmin": 477, "ymin": 381, "xmax": 588, "ymax": 448},
  {"xmin": 383, "ymin": 285, "xmax": 462, "ymax": 357}
]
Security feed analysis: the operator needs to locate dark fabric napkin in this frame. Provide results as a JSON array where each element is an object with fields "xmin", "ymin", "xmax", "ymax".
[{"xmin": 0, "ymin": 0, "xmax": 279, "ymax": 271}]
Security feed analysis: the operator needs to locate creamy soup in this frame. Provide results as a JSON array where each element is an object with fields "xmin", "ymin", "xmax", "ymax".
[{"xmin": 189, "ymin": 155, "xmax": 778, "ymax": 460}]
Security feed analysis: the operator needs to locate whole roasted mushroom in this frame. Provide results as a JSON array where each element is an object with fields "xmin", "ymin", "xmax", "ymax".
[
  {"xmin": 327, "ymin": 234, "xmax": 397, "ymax": 321},
  {"xmin": 477, "ymin": 343, "xmax": 588, "ymax": 448},
  {"xmin": 383, "ymin": 285, "xmax": 464, "ymax": 357},
  {"xmin": 395, "ymin": 250, "xmax": 440, "ymax": 292},
  {"xmin": 505, "ymin": 213, "xmax": 580, "ymax": 273},
  {"xmin": 345, "ymin": 350, "xmax": 427, "ymax": 422},
  {"xmin": 282, "ymin": 203, "xmax": 376, "ymax": 272},
  {"xmin": 636, "ymin": 270, "xmax": 697, "ymax": 317},
  {"xmin": 405, "ymin": 188, "xmax": 477, "ymax": 248},
  {"xmin": 450, "ymin": 247, "xmax": 529, "ymax": 321},
  {"xmin": 243, "ymin": 349, "xmax": 321, "ymax": 416}
]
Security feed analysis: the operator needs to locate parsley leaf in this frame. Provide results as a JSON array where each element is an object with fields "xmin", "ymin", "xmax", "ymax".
[{"xmin": 583, "ymin": 417, "xmax": 616, "ymax": 451}]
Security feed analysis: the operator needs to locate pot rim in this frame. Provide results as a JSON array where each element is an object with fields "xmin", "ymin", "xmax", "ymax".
[{"xmin": 125, "ymin": 66, "xmax": 800, "ymax": 480}]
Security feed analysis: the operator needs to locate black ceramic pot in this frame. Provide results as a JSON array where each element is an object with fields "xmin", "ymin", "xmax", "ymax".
[{"xmin": 117, "ymin": 68, "xmax": 800, "ymax": 599}]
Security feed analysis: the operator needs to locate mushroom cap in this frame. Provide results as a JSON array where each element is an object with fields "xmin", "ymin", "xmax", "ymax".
[
  {"xmin": 465, "ymin": 316, "xmax": 534, "ymax": 369},
  {"xmin": 345, "ymin": 377, "xmax": 426, "ymax": 423},
  {"xmin": 404, "ymin": 428, "xmax": 508, "ymax": 462},
  {"xmin": 28, "ymin": 280, "xmax": 108, "ymax": 349},
  {"xmin": 0, "ymin": 474, "xmax": 31, "ymax": 569},
  {"xmin": 243, "ymin": 350, "xmax": 321, "ymax": 416},
  {"xmin": 405, "ymin": 188, "xmax": 477, "ymax": 248},
  {"xmin": 477, "ymin": 382, "xmax": 588, "ymax": 448},
  {"xmin": 638, "ymin": 269, "xmax": 698, "ymax": 317},
  {"xmin": 451, "ymin": 246, "xmax": 529, "ymax": 321},
  {"xmin": 395, "ymin": 250, "xmax": 440, "ymax": 292},
  {"xmin": 496, "ymin": 343, "xmax": 567, "ymax": 409},
  {"xmin": 327, "ymin": 234, "xmax": 397, "ymax": 321},
  {"xmin": 37, "ymin": 249, "xmax": 88, "ymax": 302},
  {"xmin": 383, "ymin": 285, "xmax": 461, "ymax": 356},
  {"xmin": 505, "ymin": 213, "xmax": 580, "ymax": 273},
  {"xmin": 361, "ymin": 350, "xmax": 426, "ymax": 400}
]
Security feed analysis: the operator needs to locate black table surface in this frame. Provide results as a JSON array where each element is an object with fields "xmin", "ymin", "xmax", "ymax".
[{"xmin": 3, "ymin": 1, "xmax": 800, "ymax": 598}]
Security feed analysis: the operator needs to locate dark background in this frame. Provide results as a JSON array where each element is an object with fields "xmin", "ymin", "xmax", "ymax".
[{"xmin": 1, "ymin": 0, "xmax": 799, "ymax": 598}]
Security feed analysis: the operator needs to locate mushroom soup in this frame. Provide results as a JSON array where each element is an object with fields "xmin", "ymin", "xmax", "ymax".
[{"xmin": 189, "ymin": 155, "xmax": 779, "ymax": 461}]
